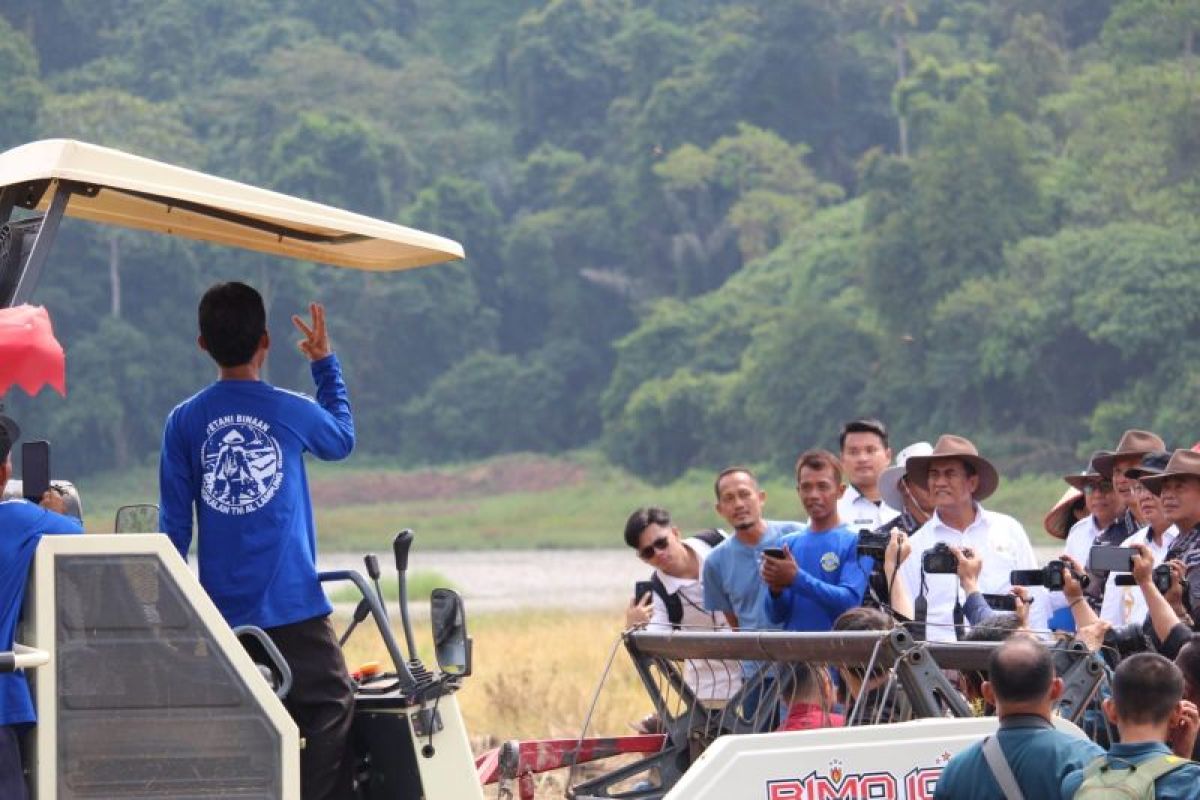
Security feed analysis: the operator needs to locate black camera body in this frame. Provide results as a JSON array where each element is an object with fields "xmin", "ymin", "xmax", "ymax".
[
  {"xmin": 922, "ymin": 542, "xmax": 959, "ymax": 574},
  {"xmin": 857, "ymin": 528, "xmax": 891, "ymax": 560},
  {"xmin": 1113, "ymin": 564, "xmax": 1174, "ymax": 594},
  {"xmin": 1011, "ymin": 559, "xmax": 1089, "ymax": 591}
]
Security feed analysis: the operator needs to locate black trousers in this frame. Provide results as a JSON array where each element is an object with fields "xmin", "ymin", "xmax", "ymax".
[
  {"xmin": 0, "ymin": 725, "xmax": 28, "ymax": 800},
  {"xmin": 264, "ymin": 615, "xmax": 356, "ymax": 800}
]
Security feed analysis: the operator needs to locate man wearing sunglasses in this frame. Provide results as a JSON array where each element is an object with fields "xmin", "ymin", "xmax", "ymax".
[{"xmin": 623, "ymin": 507, "xmax": 741, "ymax": 702}]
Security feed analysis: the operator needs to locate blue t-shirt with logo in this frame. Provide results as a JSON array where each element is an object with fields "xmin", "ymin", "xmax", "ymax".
[
  {"xmin": 0, "ymin": 500, "xmax": 83, "ymax": 725},
  {"xmin": 158, "ymin": 354, "xmax": 354, "ymax": 630},
  {"xmin": 764, "ymin": 524, "xmax": 871, "ymax": 632},
  {"xmin": 701, "ymin": 520, "xmax": 804, "ymax": 630}
]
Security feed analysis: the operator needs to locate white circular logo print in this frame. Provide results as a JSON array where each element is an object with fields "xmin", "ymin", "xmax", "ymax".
[
  {"xmin": 200, "ymin": 415, "xmax": 282, "ymax": 515},
  {"xmin": 820, "ymin": 551, "xmax": 841, "ymax": 573}
]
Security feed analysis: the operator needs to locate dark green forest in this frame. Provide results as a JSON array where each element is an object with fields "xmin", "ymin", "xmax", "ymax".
[{"xmin": 2, "ymin": 0, "xmax": 1199, "ymax": 482}]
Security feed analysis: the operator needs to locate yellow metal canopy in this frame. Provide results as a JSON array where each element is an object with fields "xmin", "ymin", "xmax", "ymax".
[{"xmin": 0, "ymin": 139, "xmax": 464, "ymax": 270}]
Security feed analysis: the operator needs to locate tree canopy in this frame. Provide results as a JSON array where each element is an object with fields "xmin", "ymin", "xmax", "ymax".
[{"xmin": 1, "ymin": 0, "xmax": 1197, "ymax": 482}]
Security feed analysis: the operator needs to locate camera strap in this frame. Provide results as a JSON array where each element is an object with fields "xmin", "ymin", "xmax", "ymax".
[
  {"xmin": 914, "ymin": 571, "xmax": 928, "ymax": 641},
  {"xmin": 914, "ymin": 569, "xmax": 966, "ymax": 641}
]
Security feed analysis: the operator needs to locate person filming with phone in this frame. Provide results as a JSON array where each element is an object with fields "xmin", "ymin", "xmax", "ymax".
[
  {"xmin": 0, "ymin": 415, "xmax": 82, "ymax": 799},
  {"xmin": 760, "ymin": 450, "xmax": 872, "ymax": 633},
  {"xmin": 622, "ymin": 507, "xmax": 739, "ymax": 703}
]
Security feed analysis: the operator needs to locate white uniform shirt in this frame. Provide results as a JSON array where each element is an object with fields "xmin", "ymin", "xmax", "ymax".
[
  {"xmin": 1063, "ymin": 515, "xmax": 1104, "ymax": 567},
  {"xmin": 1099, "ymin": 525, "xmax": 1178, "ymax": 626},
  {"xmin": 837, "ymin": 485, "xmax": 897, "ymax": 532},
  {"xmin": 899, "ymin": 505, "xmax": 1049, "ymax": 642},
  {"xmin": 647, "ymin": 535, "xmax": 742, "ymax": 701}
]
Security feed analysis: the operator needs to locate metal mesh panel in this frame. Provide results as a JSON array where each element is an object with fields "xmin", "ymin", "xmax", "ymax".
[
  {"xmin": 570, "ymin": 627, "xmax": 1110, "ymax": 799},
  {"xmin": 55, "ymin": 554, "xmax": 283, "ymax": 798}
]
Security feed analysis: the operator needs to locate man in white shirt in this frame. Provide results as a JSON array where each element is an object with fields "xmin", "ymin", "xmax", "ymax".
[
  {"xmin": 1100, "ymin": 451, "xmax": 1178, "ymax": 626},
  {"xmin": 836, "ymin": 418, "xmax": 897, "ymax": 531},
  {"xmin": 1062, "ymin": 455, "xmax": 1123, "ymax": 568},
  {"xmin": 624, "ymin": 507, "xmax": 741, "ymax": 701},
  {"xmin": 899, "ymin": 435, "xmax": 1048, "ymax": 642}
]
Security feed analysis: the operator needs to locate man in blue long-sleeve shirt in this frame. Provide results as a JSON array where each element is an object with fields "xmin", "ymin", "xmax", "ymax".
[
  {"xmin": 762, "ymin": 449, "xmax": 870, "ymax": 631},
  {"xmin": 159, "ymin": 282, "xmax": 355, "ymax": 800}
]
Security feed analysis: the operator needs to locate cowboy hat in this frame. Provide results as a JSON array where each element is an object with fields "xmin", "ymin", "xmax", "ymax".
[
  {"xmin": 1043, "ymin": 487, "xmax": 1086, "ymax": 540},
  {"xmin": 904, "ymin": 434, "xmax": 1000, "ymax": 501},
  {"xmin": 1122, "ymin": 450, "xmax": 1171, "ymax": 481},
  {"xmin": 879, "ymin": 441, "xmax": 933, "ymax": 512},
  {"xmin": 1062, "ymin": 451, "xmax": 1107, "ymax": 491},
  {"xmin": 1092, "ymin": 430, "xmax": 1166, "ymax": 479},
  {"xmin": 1138, "ymin": 449, "xmax": 1200, "ymax": 495}
]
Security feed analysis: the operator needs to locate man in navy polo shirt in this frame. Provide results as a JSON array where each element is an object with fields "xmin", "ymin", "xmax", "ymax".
[
  {"xmin": 0, "ymin": 414, "xmax": 82, "ymax": 799},
  {"xmin": 159, "ymin": 283, "xmax": 355, "ymax": 800}
]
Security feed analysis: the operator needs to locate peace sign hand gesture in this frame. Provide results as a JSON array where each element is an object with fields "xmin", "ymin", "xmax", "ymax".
[{"xmin": 292, "ymin": 302, "xmax": 332, "ymax": 362}]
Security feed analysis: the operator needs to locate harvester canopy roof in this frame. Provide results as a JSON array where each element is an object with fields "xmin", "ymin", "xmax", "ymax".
[{"xmin": 0, "ymin": 139, "xmax": 464, "ymax": 270}]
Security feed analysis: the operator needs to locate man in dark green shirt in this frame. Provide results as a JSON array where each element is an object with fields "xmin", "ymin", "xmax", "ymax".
[{"xmin": 934, "ymin": 636, "xmax": 1102, "ymax": 799}]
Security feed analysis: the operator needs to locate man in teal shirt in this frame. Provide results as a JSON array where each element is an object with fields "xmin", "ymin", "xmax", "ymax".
[
  {"xmin": 1061, "ymin": 653, "xmax": 1200, "ymax": 798},
  {"xmin": 935, "ymin": 636, "xmax": 1102, "ymax": 799}
]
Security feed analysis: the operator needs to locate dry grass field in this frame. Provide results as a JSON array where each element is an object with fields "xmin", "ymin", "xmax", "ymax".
[{"xmin": 339, "ymin": 607, "xmax": 650, "ymax": 798}]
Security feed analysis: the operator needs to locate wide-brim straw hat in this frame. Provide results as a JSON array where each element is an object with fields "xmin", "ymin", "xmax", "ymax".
[
  {"xmin": 905, "ymin": 434, "xmax": 1000, "ymax": 501},
  {"xmin": 1043, "ymin": 487, "xmax": 1086, "ymax": 540},
  {"xmin": 1139, "ymin": 449, "xmax": 1200, "ymax": 495},
  {"xmin": 879, "ymin": 441, "xmax": 934, "ymax": 512},
  {"xmin": 1093, "ymin": 430, "xmax": 1166, "ymax": 479}
]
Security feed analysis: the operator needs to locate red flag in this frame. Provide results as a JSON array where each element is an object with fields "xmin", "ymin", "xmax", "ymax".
[{"xmin": 0, "ymin": 304, "xmax": 67, "ymax": 396}]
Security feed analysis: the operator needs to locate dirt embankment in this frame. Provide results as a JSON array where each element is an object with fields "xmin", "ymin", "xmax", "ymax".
[{"xmin": 308, "ymin": 453, "xmax": 590, "ymax": 507}]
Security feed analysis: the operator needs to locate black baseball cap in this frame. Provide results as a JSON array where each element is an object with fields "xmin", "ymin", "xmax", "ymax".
[{"xmin": 0, "ymin": 414, "xmax": 20, "ymax": 462}]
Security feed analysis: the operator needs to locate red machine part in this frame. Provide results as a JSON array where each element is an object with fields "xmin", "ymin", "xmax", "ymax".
[{"xmin": 476, "ymin": 734, "xmax": 666, "ymax": 800}]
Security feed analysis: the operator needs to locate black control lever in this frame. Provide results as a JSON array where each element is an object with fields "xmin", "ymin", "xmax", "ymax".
[
  {"xmin": 364, "ymin": 554, "xmax": 387, "ymax": 622},
  {"xmin": 338, "ymin": 599, "xmax": 372, "ymax": 647},
  {"xmin": 392, "ymin": 529, "xmax": 418, "ymax": 663}
]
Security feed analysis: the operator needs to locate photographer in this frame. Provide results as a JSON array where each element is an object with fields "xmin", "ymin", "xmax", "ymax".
[
  {"xmin": 860, "ymin": 443, "xmax": 928, "ymax": 617},
  {"xmin": 1059, "ymin": 549, "xmax": 1191, "ymax": 661},
  {"xmin": 1147, "ymin": 450, "xmax": 1200, "ymax": 624},
  {"xmin": 622, "ymin": 507, "xmax": 740, "ymax": 703},
  {"xmin": 0, "ymin": 415, "xmax": 83, "ymax": 800},
  {"xmin": 1099, "ymin": 452, "xmax": 1178, "ymax": 627},
  {"xmin": 898, "ymin": 436, "xmax": 1047, "ymax": 641}
]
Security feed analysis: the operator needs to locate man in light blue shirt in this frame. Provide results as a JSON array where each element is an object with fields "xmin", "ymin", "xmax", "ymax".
[{"xmin": 702, "ymin": 466, "xmax": 802, "ymax": 630}]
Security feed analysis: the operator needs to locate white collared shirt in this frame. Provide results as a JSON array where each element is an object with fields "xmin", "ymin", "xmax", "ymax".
[
  {"xmin": 837, "ymin": 484, "xmax": 897, "ymax": 532},
  {"xmin": 1063, "ymin": 515, "xmax": 1103, "ymax": 567},
  {"xmin": 1099, "ymin": 525, "xmax": 1179, "ymax": 626},
  {"xmin": 899, "ymin": 505, "xmax": 1048, "ymax": 642},
  {"xmin": 647, "ymin": 534, "xmax": 741, "ymax": 701}
]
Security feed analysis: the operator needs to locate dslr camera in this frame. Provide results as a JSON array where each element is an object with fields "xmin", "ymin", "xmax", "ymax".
[
  {"xmin": 921, "ymin": 542, "xmax": 960, "ymax": 575},
  {"xmin": 1011, "ymin": 560, "xmax": 1089, "ymax": 591},
  {"xmin": 1114, "ymin": 563, "xmax": 1175, "ymax": 594},
  {"xmin": 856, "ymin": 527, "xmax": 892, "ymax": 561}
]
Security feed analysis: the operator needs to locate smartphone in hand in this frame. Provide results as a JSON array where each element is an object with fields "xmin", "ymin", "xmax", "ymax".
[
  {"xmin": 983, "ymin": 593, "xmax": 1018, "ymax": 612},
  {"xmin": 1088, "ymin": 546, "xmax": 1137, "ymax": 573},
  {"xmin": 762, "ymin": 547, "xmax": 786, "ymax": 560},
  {"xmin": 634, "ymin": 580, "xmax": 654, "ymax": 603},
  {"xmin": 21, "ymin": 440, "xmax": 50, "ymax": 503}
]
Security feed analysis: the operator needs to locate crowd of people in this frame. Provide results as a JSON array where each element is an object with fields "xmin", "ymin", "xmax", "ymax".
[{"xmin": 623, "ymin": 418, "xmax": 1200, "ymax": 798}]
